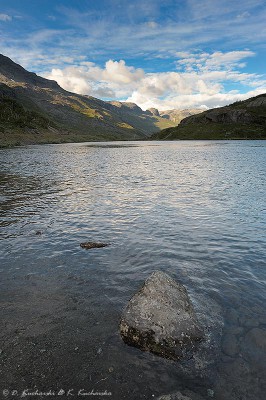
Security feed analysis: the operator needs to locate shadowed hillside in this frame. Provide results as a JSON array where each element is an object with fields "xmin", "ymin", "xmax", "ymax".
[
  {"xmin": 0, "ymin": 54, "xmax": 183, "ymax": 146},
  {"xmin": 152, "ymin": 94, "xmax": 266, "ymax": 140}
]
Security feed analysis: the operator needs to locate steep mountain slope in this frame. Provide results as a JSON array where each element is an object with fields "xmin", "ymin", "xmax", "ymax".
[
  {"xmin": 0, "ymin": 54, "xmax": 178, "ymax": 146},
  {"xmin": 153, "ymin": 94, "xmax": 266, "ymax": 140}
]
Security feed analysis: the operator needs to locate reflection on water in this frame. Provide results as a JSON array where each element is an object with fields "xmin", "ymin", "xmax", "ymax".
[
  {"xmin": 86, "ymin": 144, "xmax": 141, "ymax": 148},
  {"xmin": 0, "ymin": 140, "xmax": 266, "ymax": 400}
]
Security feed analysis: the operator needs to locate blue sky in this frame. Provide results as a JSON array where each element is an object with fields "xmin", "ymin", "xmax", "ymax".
[{"xmin": 0, "ymin": 0, "xmax": 266, "ymax": 110}]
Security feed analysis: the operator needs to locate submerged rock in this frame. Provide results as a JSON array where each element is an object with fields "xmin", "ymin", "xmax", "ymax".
[
  {"xmin": 222, "ymin": 333, "xmax": 239, "ymax": 357},
  {"xmin": 80, "ymin": 242, "xmax": 109, "ymax": 249},
  {"xmin": 120, "ymin": 271, "xmax": 204, "ymax": 360},
  {"xmin": 157, "ymin": 389, "xmax": 206, "ymax": 400}
]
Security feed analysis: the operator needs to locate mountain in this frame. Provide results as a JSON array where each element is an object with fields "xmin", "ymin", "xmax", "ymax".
[
  {"xmin": 0, "ymin": 54, "xmax": 179, "ymax": 147},
  {"xmin": 152, "ymin": 94, "xmax": 266, "ymax": 140},
  {"xmin": 107, "ymin": 102, "xmax": 174, "ymax": 132},
  {"xmin": 158, "ymin": 108, "xmax": 202, "ymax": 124}
]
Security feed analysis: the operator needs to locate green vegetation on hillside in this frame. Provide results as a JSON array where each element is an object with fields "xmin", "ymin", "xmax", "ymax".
[
  {"xmin": 152, "ymin": 123, "xmax": 266, "ymax": 140},
  {"xmin": 3, "ymin": 54, "xmax": 264, "ymax": 146},
  {"xmin": 1, "ymin": 54, "xmax": 185, "ymax": 146},
  {"xmin": 0, "ymin": 55, "xmax": 148, "ymax": 145},
  {"xmin": 0, "ymin": 93, "xmax": 136, "ymax": 147},
  {"xmin": 153, "ymin": 94, "xmax": 266, "ymax": 140},
  {"xmin": 0, "ymin": 97, "xmax": 52, "ymax": 129}
]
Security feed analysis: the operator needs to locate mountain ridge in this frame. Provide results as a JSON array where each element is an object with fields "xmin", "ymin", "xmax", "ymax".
[
  {"xmin": 0, "ymin": 54, "xmax": 199, "ymax": 146},
  {"xmin": 152, "ymin": 94, "xmax": 266, "ymax": 140}
]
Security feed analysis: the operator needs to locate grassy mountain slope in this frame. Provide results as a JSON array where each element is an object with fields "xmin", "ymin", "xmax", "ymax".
[
  {"xmin": 0, "ymin": 54, "xmax": 181, "ymax": 146},
  {"xmin": 152, "ymin": 94, "xmax": 266, "ymax": 140}
]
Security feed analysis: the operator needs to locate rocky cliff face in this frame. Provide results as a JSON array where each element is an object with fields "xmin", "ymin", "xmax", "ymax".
[
  {"xmin": 146, "ymin": 108, "xmax": 160, "ymax": 117},
  {"xmin": 153, "ymin": 94, "xmax": 266, "ymax": 140},
  {"xmin": 180, "ymin": 108, "xmax": 265, "ymax": 126},
  {"xmin": 109, "ymin": 101, "xmax": 144, "ymax": 115},
  {"xmin": 159, "ymin": 108, "xmax": 202, "ymax": 123}
]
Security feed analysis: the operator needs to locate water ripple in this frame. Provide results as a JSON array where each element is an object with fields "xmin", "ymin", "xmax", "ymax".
[{"xmin": 1, "ymin": 140, "xmax": 266, "ymax": 399}]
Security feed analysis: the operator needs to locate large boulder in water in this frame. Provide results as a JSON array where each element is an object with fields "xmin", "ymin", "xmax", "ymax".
[{"xmin": 120, "ymin": 271, "xmax": 204, "ymax": 360}]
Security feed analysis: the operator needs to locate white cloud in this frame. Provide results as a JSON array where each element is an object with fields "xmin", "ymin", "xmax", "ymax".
[
  {"xmin": 44, "ymin": 50, "xmax": 266, "ymax": 111},
  {"xmin": 48, "ymin": 68, "xmax": 92, "ymax": 94},
  {"xmin": 0, "ymin": 13, "xmax": 12, "ymax": 22},
  {"xmin": 0, "ymin": 0, "xmax": 266, "ymax": 77},
  {"xmin": 145, "ymin": 21, "xmax": 158, "ymax": 29},
  {"xmin": 126, "ymin": 88, "xmax": 266, "ymax": 111},
  {"xmin": 102, "ymin": 60, "xmax": 144, "ymax": 84},
  {"xmin": 54, "ymin": 0, "xmax": 266, "ymax": 58},
  {"xmin": 176, "ymin": 50, "xmax": 255, "ymax": 72},
  {"xmin": 1, "ymin": 1, "xmax": 265, "ymax": 112},
  {"xmin": 46, "ymin": 60, "xmax": 144, "ymax": 97},
  {"xmin": 236, "ymin": 11, "xmax": 251, "ymax": 20}
]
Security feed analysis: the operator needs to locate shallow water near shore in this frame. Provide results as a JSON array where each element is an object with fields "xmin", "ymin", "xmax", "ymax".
[{"xmin": 1, "ymin": 140, "xmax": 266, "ymax": 399}]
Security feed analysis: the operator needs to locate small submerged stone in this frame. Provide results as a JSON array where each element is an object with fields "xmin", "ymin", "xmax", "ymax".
[
  {"xmin": 80, "ymin": 242, "xmax": 109, "ymax": 249},
  {"xmin": 120, "ymin": 271, "xmax": 204, "ymax": 360},
  {"xmin": 157, "ymin": 390, "xmax": 206, "ymax": 400},
  {"xmin": 222, "ymin": 333, "xmax": 239, "ymax": 357}
]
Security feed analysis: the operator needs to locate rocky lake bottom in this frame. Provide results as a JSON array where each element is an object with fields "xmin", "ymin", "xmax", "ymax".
[{"xmin": 0, "ymin": 140, "xmax": 266, "ymax": 399}]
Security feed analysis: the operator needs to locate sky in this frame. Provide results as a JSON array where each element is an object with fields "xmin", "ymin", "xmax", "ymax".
[{"xmin": 0, "ymin": 0, "xmax": 266, "ymax": 110}]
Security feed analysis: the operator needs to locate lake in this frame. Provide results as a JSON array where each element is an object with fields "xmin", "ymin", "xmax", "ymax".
[{"xmin": 0, "ymin": 140, "xmax": 266, "ymax": 400}]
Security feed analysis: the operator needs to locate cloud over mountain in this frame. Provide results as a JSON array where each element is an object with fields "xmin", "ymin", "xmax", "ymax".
[
  {"xmin": 1, "ymin": 0, "xmax": 266, "ymax": 110},
  {"xmin": 45, "ymin": 50, "xmax": 266, "ymax": 110}
]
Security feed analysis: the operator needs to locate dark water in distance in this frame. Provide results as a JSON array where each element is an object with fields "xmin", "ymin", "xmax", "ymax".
[{"xmin": 1, "ymin": 140, "xmax": 266, "ymax": 400}]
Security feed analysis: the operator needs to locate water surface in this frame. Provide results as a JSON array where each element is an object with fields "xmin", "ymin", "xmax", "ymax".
[{"xmin": 1, "ymin": 140, "xmax": 266, "ymax": 399}]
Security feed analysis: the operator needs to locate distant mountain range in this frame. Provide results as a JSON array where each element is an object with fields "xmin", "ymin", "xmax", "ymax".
[
  {"xmin": 0, "ymin": 54, "xmax": 201, "ymax": 146},
  {"xmin": 2, "ymin": 54, "xmax": 264, "ymax": 145},
  {"xmin": 152, "ymin": 94, "xmax": 266, "ymax": 140}
]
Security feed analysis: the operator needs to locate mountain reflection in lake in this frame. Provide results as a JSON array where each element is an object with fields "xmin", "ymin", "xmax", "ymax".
[{"xmin": 0, "ymin": 140, "xmax": 265, "ymax": 400}]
